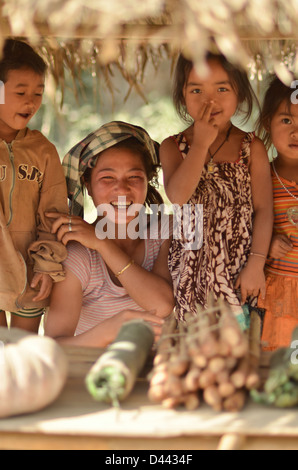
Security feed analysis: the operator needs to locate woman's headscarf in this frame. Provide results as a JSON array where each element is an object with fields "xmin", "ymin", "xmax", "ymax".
[{"xmin": 62, "ymin": 121, "xmax": 160, "ymax": 217}]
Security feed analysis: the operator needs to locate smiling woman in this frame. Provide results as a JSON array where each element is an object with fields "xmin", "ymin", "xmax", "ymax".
[
  {"xmin": 44, "ymin": 121, "xmax": 174, "ymax": 348},
  {"xmin": 84, "ymin": 146, "xmax": 148, "ymax": 229}
]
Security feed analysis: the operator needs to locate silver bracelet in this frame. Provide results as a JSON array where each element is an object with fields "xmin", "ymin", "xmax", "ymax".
[{"xmin": 250, "ymin": 252, "xmax": 267, "ymax": 260}]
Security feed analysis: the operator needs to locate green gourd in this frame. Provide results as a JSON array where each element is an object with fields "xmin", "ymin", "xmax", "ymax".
[{"xmin": 86, "ymin": 319, "xmax": 154, "ymax": 406}]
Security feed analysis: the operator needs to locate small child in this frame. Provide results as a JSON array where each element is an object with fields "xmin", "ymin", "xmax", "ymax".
[
  {"xmin": 257, "ymin": 76, "xmax": 298, "ymax": 350},
  {"xmin": 160, "ymin": 52, "xmax": 274, "ymax": 328},
  {"xmin": 0, "ymin": 39, "xmax": 68, "ymax": 332}
]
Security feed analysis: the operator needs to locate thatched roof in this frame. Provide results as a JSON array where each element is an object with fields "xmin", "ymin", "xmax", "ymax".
[{"xmin": 1, "ymin": 0, "xmax": 298, "ymax": 97}]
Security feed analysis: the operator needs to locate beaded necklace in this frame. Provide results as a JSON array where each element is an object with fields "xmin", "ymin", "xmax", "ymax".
[
  {"xmin": 207, "ymin": 124, "xmax": 233, "ymax": 174},
  {"xmin": 272, "ymin": 160, "xmax": 298, "ymax": 227}
]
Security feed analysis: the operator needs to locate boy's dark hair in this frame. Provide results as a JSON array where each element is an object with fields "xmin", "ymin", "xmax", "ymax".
[
  {"xmin": 257, "ymin": 75, "xmax": 294, "ymax": 150},
  {"xmin": 173, "ymin": 52, "xmax": 258, "ymax": 124},
  {"xmin": 0, "ymin": 39, "xmax": 47, "ymax": 83}
]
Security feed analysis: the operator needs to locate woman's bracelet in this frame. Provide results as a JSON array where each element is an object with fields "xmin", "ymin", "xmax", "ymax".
[
  {"xmin": 250, "ymin": 252, "xmax": 267, "ymax": 260},
  {"xmin": 115, "ymin": 259, "xmax": 135, "ymax": 278}
]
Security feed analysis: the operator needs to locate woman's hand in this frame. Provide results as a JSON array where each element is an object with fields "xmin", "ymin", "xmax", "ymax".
[
  {"xmin": 235, "ymin": 261, "xmax": 266, "ymax": 304},
  {"xmin": 46, "ymin": 212, "xmax": 99, "ymax": 250},
  {"xmin": 103, "ymin": 309, "xmax": 165, "ymax": 345},
  {"xmin": 269, "ymin": 234, "xmax": 293, "ymax": 259}
]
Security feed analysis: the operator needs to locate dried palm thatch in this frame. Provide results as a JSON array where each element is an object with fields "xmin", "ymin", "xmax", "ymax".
[
  {"xmin": 1, "ymin": 0, "xmax": 298, "ymax": 98},
  {"xmin": 36, "ymin": 39, "xmax": 173, "ymax": 105}
]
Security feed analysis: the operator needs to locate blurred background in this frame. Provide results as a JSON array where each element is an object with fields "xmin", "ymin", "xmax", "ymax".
[
  {"xmin": 29, "ymin": 52, "xmax": 266, "ymax": 220},
  {"xmin": 29, "ymin": 53, "xmax": 183, "ymax": 219}
]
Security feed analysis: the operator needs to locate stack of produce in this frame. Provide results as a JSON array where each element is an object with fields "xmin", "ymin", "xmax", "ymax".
[
  {"xmin": 148, "ymin": 299, "xmax": 262, "ymax": 412},
  {"xmin": 251, "ymin": 327, "xmax": 298, "ymax": 408}
]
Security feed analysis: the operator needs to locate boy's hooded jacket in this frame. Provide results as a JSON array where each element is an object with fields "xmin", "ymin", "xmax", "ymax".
[{"xmin": 0, "ymin": 128, "xmax": 68, "ymax": 312}]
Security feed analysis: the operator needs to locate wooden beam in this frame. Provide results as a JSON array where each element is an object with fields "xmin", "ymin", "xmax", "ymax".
[
  {"xmin": 0, "ymin": 19, "xmax": 178, "ymax": 41},
  {"xmin": 1, "ymin": 17, "xmax": 298, "ymax": 42}
]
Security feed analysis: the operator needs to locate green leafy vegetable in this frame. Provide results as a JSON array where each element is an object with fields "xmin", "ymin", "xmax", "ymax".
[{"xmin": 85, "ymin": 320, "xmax": 154, "ymax": 406}]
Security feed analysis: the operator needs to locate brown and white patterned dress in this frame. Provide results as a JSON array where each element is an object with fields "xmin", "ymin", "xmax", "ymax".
[{"xmin": 169, "ymin": 131, "xmax": 256, "ymax": 322}]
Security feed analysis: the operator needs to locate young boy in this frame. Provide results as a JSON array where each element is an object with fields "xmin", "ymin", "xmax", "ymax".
[{"xmin": 0, "ymin": 39, "xmax": 68, "ymax": 332}]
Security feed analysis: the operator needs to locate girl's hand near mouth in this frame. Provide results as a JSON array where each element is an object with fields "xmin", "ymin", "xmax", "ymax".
[{"xmin": 192, "ymin": 101, "xmax": 219, "ymax": 150}]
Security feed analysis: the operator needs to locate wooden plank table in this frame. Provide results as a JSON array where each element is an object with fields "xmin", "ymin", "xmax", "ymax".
[{"xmin": 0, "ymin": 345, "xmax": 298, "ymax": 450}]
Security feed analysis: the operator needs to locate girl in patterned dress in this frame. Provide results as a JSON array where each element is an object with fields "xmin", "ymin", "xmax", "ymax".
[
  {"xmin": 257, "ymin": 77, "xmax": 298, "ymax": 350},
  {"xmin": 160, "ymin": 53, "xmax": 274, "ymax": 328}
]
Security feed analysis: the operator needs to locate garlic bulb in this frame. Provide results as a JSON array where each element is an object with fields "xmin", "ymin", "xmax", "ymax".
[{"xmin": 0, "ymin": 328, "xmax": 68, "ymax": 418}]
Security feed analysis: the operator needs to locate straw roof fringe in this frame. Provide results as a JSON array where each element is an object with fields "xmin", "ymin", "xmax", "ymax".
[{"xmin": 1, "ymin": 0, "xmax": 298, "ymax": 98}]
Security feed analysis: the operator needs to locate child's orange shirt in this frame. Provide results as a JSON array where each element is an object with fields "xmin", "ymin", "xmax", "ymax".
[
  {"xmin": 259, "ymin": 164, "xmax": 298, "ymax": 350},
  {"xmin": 266, "ymin": 165, "xmax": 298, "ymax": 278}
]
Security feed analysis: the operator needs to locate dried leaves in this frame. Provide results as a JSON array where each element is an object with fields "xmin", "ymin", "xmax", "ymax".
[{"xmin": 1, "ymin": 0, "xmax": 298, "ymax": 97}]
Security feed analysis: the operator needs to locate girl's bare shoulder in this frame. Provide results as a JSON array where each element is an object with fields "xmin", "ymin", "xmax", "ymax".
[
  {"xmin": 160, "ymin": 131, "xmax": 187, "ymax": 160},
  {"xmin": 233, "ymin": 126, "xmax": 261, "ymax": 152},
  {"xmin": 233, "ymin": 126, "xmax": 247, "ymax": 141},
  {"xmin": 181, "ymin": 125, "xmax": 194, "ymax": 144}
]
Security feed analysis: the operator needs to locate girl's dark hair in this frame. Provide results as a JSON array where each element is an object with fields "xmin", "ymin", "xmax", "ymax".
[
  {"xmin": 0, "ymin": 39, "xmax": 47, "ymax": 82},
  {"xmin": 173, "ymin": 52, "xmax": 258, "ymax": 124},
  {"xmin": 257, "ymin": 75, "xmax": 295, "ymax": 150},
  {"xmin": 83, "ymin": 137, "xmax": 164, "ymax": 207}
]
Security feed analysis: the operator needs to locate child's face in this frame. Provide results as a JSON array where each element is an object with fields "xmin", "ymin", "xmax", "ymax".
[
  {"xmin": 0, "ymin": 67, "xmax": 44, "ymax": 140},
  {"xmin": 270, "ymin": 100, "xmax": 298, "ymax": 160},
  {"xmin": 85, "ymin": 146, "xmax": 148, "ymax": 226},
  {"xmin": 183, "ymin": 59, "xmax": 238, "ymax": 130}
]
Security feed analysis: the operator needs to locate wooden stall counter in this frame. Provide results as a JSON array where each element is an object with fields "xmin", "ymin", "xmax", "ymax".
[{"xmin": 0, "ymin": 345, "xmax": 298, "ymax": 450}]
